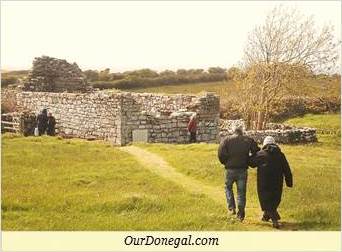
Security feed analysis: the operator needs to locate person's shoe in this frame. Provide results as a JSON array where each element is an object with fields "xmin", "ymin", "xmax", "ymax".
[
  {"xmin": 236, "ymin": 209, "xmax": 245, "ymax": 222},
  {"xmin": 272, "ymin": 221, "xmax": 280, "ymax": 229},
  {"xmin": 261, "ymin": 214, "xmax": 270, "ymax": 222},
  {"xmin": 228, "ymin": 208, "xmax": 236, "ymax": 215}
]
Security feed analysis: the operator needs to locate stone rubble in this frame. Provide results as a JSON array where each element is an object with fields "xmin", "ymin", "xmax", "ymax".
[{"xmin": 23, "ymin": 56, "xmax": 90, "ymax": 92}]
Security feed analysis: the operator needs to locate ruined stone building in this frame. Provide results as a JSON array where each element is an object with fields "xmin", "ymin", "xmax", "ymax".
[
  {"xmin": 23, "ymin": 56, "xmax": 89, "ymax": 92},
  {"xmin": 3, "ymin": 56, "xmax": 220, "ymax": 145},
  {"xmin": 16, "ymin": 91, "xmax": 220, "ymax": 145}
]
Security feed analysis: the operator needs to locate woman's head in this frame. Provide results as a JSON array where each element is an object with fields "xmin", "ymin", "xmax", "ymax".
[
  {"xmin": 232, "ymin": 125, "xmax": 243, "ymax": 135},
  {"xmin": 263, "ymin": 136, "xmax": 276, "ymax": 146},
  {"xmin": 191, "ymin": 113, "xmax": 197, "ymax": 120}
]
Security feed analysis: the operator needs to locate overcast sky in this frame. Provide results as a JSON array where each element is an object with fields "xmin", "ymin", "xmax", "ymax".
[{"xmin": 1, "ymin": 1, "xmax": 341, "ymax": 72}]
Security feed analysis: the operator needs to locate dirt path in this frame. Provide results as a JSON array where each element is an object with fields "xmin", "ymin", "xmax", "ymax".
[{"xmin": 121, "ymin": 145, "xmax": 226, "ymax": 206}]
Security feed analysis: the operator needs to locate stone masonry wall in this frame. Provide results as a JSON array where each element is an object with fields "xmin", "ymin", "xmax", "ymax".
[
  {"xmin": 15, "ymin": 91, "xmax": 220, "ymax": 145},
  {"xmin": 17, "ymin": 91, "xmax": 122, "ymax": 144},
  {"xmin": 219, "ymin": 119, "xmax": 317, "ymax": 144},
  {"xmin": 119, "ymin": 92, "xmax": 219, "ymax": 145},
  {"xmin": 130, "ymin": 93, "xmax": 198, "ymax": 115}
]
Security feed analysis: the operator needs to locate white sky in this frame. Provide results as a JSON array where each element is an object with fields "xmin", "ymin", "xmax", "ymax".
[{"xmin": 1, "ymin": 1, "xmax": 341, "ymax": 72}]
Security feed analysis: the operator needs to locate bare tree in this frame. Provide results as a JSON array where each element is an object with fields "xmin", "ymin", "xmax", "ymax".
[{"xmin": 239, "ymin": 6, "xmax": 339, "ymax": 130}]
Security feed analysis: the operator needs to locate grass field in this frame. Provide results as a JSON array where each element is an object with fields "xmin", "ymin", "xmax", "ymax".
[
  {"xmin": 1, "ymin": 114, "xmax": 340, "ymax": 230},
  {"xmin": 285, "ymin": 113, "xmax": 341, "ymax": 135},
  {"xmin": 1, "ymin": 135, "xmax": 248, "ymax": 231},
  {"xmin": 124, "ymin": 77, "xmax": 340, "ymax": 98},
  {"xmin": 138, "ymin": 114, "xmax": 341, "ymax": 230}
]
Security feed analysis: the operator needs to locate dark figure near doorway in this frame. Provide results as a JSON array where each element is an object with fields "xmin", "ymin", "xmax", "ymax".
[
  {"xmin": 37, "ymin": 109, "xmax": 48, "ymax": 135},
  {"xmin": 47, "ymin": 112, "xmax": 56, "ymax": 136}
]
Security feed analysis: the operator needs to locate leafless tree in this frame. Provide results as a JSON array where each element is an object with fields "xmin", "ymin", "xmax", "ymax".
[{"xmin": 239, "ymin": 6, "xmax": 340, "ymax": 130}]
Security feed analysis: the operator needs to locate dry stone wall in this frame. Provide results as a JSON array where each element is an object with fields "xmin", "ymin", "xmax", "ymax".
[
  {"xmin": 1, "ymin": 111, "xmax": 36, "ymax": 136},
  {"xmin": 16, "ymin": 91, "xmax": 220, "ymax": 145},
  {"xmin": 117, "ymin": 92, "xmax": 219, "ymax": 145},
  {"xmin": 130, "ymin": 93, "xmax": 198, "ymax": 115},
  {"xmin": 219, "ymin": 119, "xmax": 317, "ymax": 144},
  {"xmin": 17, "ymin": 91, "xmax": 122, "ymax": 144}
]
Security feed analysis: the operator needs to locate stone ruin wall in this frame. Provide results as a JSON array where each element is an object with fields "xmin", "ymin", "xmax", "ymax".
[
  {"xmin": 23, "ymin": 56, "xmax": 90, "ymax": 93},
  {"xmin": 120, "ymin": 93, "xmax": 220, "ymax": 145},
  {"xmin": 17, "ymin": 91, "xmax": 122, "ymax": 144},
  {"xmin": 16, "ymin": 91, "xmax": 220, "ymax": 145},
  {"xmin": 219, "ymin": 119, "xmax": 317, "ymax": 144}
]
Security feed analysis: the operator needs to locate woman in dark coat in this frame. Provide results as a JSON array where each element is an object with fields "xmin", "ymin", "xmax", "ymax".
[
  {"xmin": 249, "ymin": 136, "xmax": 293, "ymax": 229},
  {"xmin": 47, "ymin": 112, "xmax": 56, "ymax": 136},
  {"xmin": 37, "ymin": 109, "xmax": 48, "ymax": 135}
]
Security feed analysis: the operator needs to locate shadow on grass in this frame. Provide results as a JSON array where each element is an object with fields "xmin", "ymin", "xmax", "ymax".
[{"xmin": 253, "ymin": 220, "xmax": 340, "ymax": 231}]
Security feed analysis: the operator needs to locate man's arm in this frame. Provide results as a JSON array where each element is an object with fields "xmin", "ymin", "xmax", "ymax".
[
  {"xmin": 218, "ymin": 138, "xmax": 229, "ymax": 165},
  {"xmin": 250, "ymin": 138, "xmax": 260, "ymax": 156}
]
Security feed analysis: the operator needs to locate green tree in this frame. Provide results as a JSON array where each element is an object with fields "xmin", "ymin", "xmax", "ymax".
[
  {"xmin": 83, "ymin": 70, "xmax": 99, "ymax": 82},
  {"xmin": 98, "ymin": 68, "xmax": 111, "ymax": 81}
]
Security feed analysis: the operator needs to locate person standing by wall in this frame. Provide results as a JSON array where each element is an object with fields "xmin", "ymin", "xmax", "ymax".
[
  {"xmin": 36, "ymin": 108, "xmax": 48, "ymax": 136},
  {"xmin": 47, "ymin": 112, "xmax": 56, "ymax": 136},
  {"xmin": 218, "ymin": 125, "xmax": 260, "ymax": 221},
  {"xmin": 187, "ymin": 113, "xmax": 197, "ymax": 143}
]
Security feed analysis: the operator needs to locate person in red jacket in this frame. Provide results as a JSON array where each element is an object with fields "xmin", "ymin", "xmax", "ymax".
[{"xmin": 187, "ymin": 113, "xmax": 197, "ymax": 143}]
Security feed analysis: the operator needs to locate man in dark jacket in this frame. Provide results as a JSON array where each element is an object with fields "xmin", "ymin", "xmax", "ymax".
[
  {"xmin": 37, "ymin": 109, "xmax": 48, "ymax": 136},
  {"xmin": 249, "ymin": 136, "xmax": 293, "ymax": 229},
  {"xmin": 218, "ymin": 125, "xmax": 260, "ymax": 221},
  {"xmin": 47, "ymin": 112, "xmax": 56, "ymax": 136}
]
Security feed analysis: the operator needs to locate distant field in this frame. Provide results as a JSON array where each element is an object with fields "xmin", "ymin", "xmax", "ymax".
[
  {"xmin": 285, "ymin": 113, "xmax": 341, "ymax": 135},
  {"xmin": 123, "ymin": 77, "xmax": 340, "ymax": 98},
  {"xmin": 127, "ymin": 81, "xmax": 234, "ymax": 95}
]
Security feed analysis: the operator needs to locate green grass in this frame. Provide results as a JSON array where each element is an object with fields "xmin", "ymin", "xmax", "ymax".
[
  {"xmin": 285, "ymin": 113, "xmax": 341, "ymax": 135},
  {"xmin": 126, "ymin": 81, "xmax": 233, "ymax": 95},
  {"xmin": 122, "ymin": 77, "xmax": 340, "ymax": 99},
  {"xmin": 1, "ymin": 135, "xmax": 247, "ymax": 231},
  {"xmin": 139, "ymin": 114, "xmax": 341, "ymax": 230},
  {"xmin": 2, "ymin": 114, "xmax": 340, "ymax": 230}
]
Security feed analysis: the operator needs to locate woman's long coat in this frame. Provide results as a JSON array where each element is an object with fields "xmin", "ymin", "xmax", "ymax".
[{"xmin": 249, "ymin": 144, "xmax": 293, "ymax": 211}]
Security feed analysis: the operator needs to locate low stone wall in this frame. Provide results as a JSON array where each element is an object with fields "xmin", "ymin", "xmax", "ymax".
[
  {"xmin": 1, "ymin": 111, "xmax": 36, "ymax": 136},
  {"xmin": 16, "ymin": 91, "xmax": 220, "ymax": 145},
  {"xmin": 219, "ymin": 119, "xmax": 317, "ymax": 144},
  {"xmin": 244, "ymin": 128, "xmax": 317, "ymax": 144}
]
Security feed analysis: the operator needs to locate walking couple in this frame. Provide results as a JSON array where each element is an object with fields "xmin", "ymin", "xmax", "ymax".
[{"xmin": 218, "ymin": 125, "xmax": 293, "ymax": 229}]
